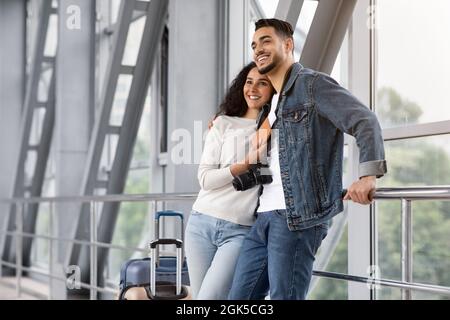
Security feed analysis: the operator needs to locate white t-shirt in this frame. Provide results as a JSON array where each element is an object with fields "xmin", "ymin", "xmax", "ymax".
[{"xmin": 257, "ymin": 94, "xmax": 287, "ymax": 212}]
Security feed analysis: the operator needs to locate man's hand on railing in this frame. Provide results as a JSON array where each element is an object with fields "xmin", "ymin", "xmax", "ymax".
[{"xmin": 343, "ymin": 176, "xmax": 376, "ymax": 205}]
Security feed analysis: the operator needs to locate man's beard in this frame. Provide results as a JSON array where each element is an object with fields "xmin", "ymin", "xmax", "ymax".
[
  {"xmin": 258, "ymin": 61, "xmax": 276, "ymax": 74},
  {"xmin": 257, "ymin": 55, "xmax": 279, "ymax": 74}
]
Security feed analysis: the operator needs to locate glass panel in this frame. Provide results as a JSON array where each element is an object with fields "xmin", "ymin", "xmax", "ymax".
[
  {"xmin": 257, "ymin": 0, "xmax": 279, "ymax": 18},
  {"xmin": 412, "ymin": 202, "xmax": 450, "ymax": 292},
  {"xmin": 376, "ymin": 0, "xmax": 450, "ymax": 128},
  {"xmin": 108, "ymin": 215, "xmax": 149, "ymax": 282},
  {"xmin": 97, "ymin": 134, "xmax": 118, "ymax": 181},
  {"xmin": 122, "ymin": 16, "xmax": 146, "ymax": 66},
  {"xmin": 107, "ymin": 96, "xmax": 151, "ymax": 281},
  {"xmin": 24, "ymin": 150, "xmax": 37, "ymax": 186},
  {"xmin": 377, "ymin": 287, "xmax": 402, "ymax": 300},
  {"xmin": 309, "ymin": 224, "xmax": 349, "ymax": 299},
  {"xmin": 330, "ymin": 45, "xmax": 348, "ymax": 90},
  {"xmin": 376, "ymin": 200, "xmax": 402, "ymax": 284},
  {"xmin": 108, "ymin": 169, "xmax": 150, "ymax": 280},
  {"xmin": 309, "ymin": 277, "xmax": 348, "ymax": 300},
  {"xmin": 29, "ymin": 107, "xmax": 46, "ymax": 146},
  {"xmin": 294, "ymin": 0, "xmax": 318, "ymax": 60},
  {"xmin": 379, "ymin": 135, "xmax": 450, "ymax": 187},
  {"xmin": 37, "ymin": 63, "xmax": 53, "ymax": 102},
  {"xmin": 30, "ymin": 204, "xmax": 50, "ymax": 267},
  {"xmin": 111, "ymin": 0, "xmax": 121, "ymax": 25},
  {"xmin": 412, "ymin": 290, "xmax": 450, "ymax": 300},
  {"xmin": 109, "ymin": 74, "xmax": 132, "ymax": 126},
  {"xmin": 377, "ymin": 135, "xmax": 450, "ymax": 299},
  {"xmin": 44, "ymin": 14, "xmax": 58, "ymax": 57},
  {"xmin": 132, "ymin": 94, "xmax": 151, "ymax": 165},
  {"xmin": 377, "ymin": 202, "xmax": 450, "ymax": 300},
  {"xmin": 124, "ymin": 168, "xmax": 150, "ymax": 194},
  {"xmin": 343, "ymin": 144, "xmax": 349, "ymax": 176}
]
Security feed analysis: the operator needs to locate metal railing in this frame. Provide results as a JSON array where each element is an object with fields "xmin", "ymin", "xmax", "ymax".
[
  {"xmin": 0, "ymin": 193, "xmax": 196, "ymax": 300},
  {"xmin": 0, "ymin": 187, "xmax": 449, "ymax": 300}
]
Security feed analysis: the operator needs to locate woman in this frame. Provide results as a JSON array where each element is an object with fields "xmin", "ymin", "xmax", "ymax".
[{"xmin": 185, "ymin": 62, "xmax": 274, "ymax": 300}]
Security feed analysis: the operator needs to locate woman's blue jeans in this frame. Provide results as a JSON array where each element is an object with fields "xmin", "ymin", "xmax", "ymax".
[{"xmin": 185, "ymin": 211, "xmax": 251, "ymax": 300}]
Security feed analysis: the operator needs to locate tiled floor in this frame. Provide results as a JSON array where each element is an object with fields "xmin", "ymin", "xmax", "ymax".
[{"xmin": 0, "ymin": 277, "xmax": 47, "ymax": 300}]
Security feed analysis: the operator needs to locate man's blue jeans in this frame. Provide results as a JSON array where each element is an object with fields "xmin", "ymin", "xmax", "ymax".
[{"xmin": 228, "ymin": 210, "xmax": 329, "ymax": 300}]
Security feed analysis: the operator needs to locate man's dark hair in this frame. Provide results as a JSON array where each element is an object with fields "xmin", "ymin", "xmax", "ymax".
[
  {"xmin": 216, "ymin": 62, "xmax": 273, "ymax": 118},
  {"xmin": 255, "ymin": 18, "xmax": 294, "ymax": 39}
]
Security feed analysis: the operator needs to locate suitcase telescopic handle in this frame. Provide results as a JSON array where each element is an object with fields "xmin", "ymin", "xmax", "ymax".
[
  {"xmin": 149, "ymin": 239, "xmax": 183, "ymax": 297},
  {"xmin": 154, "ymin": 210, "xmax": 184, "ymax": 241},
  {"xmin": 150, "ymin": 238, "xmax": 183, "ymax": 248},
  {"xmin": 155, "ymin": 211, "xmax": 184, "ymax": 220},
  {"xmin": 154, "ymin": 211, "xmax": 185, "ymax": 265}
]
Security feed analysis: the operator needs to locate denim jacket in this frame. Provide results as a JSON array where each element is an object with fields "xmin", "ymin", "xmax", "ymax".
[{"xmin": 274, "ymin": 63, "xmax": 387, "ymax": 231}]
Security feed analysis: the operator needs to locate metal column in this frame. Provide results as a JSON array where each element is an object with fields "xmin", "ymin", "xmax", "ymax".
[
  {"xmin": 0, "ymin": 0, "xmax": 26, "ymax": 267},
  {"xmin": 347, "ymin": 0, "xmax": 373, "ymax": 300},
  {"xmin": 1, "ymin": 0, "xmax": 56, "ymax": 272},
  {"xmin": 401, "ymin": 199, "xmax": 413, "ymax": 300},
  {"xmin": 300, "ymin": 0, "xmax": 356, "ymax": 74},
  {"xmin": 274, "ymin": 0, "xmax": 304, "ymax": 28},
  {"xmin": 66, "ymin": 0, "xmax": 169, "ymax": 292},
  {"xmin": 52, "ymin": 0, "xmax": 96, "ymax": 299}
]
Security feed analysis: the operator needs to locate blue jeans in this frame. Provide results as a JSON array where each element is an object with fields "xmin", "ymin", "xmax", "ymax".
[
  {"xmin": 228, "ymin": 210, "xmax": 329, "ymax": 300},
  {"xmin": 185, "ymin": 211, "xmax": 251, "ymax": 300}
]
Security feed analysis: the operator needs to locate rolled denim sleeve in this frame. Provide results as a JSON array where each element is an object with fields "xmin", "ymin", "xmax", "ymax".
[{"xmin": 312, "ymin": 72, "xmax": 387, "ymax": 178}]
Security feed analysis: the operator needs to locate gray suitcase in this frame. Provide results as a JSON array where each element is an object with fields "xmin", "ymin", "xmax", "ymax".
[
  {"xmin": 118, "ymin": 210, "xmax": 189, "ymax": 299},
  {"xmin": 120, "ymin": 238, "xmax": 190, "ymax": 300}
]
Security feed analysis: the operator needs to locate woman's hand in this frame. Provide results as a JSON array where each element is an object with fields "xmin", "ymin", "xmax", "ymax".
[
  {"xmin": 208, "ymin": 116, "xmax": 217, "ymax": 130},
  {"xmin": 230, "ymin": 142, "xmax": 268, "ymax": 177},
  {"xmin": 251, "ymin": 118, "xmax": 271, "ymax": 149},
  {"xmin": 229, "ymin": 117, "xmax": 271, "ymax": 177},
  {"xmin": 245, "ymin": 140, "xmax": 269, "ymax": 167}
]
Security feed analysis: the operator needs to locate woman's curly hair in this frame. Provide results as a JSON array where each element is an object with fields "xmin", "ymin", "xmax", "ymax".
[{"xmin": 216, "ymin": 62, "xmax": 271, "ymax": 118}]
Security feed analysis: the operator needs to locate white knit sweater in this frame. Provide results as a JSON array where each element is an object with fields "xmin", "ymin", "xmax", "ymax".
[{"xmin": 192, "ymin": 115, "xmax": 260, "ymax": 226}]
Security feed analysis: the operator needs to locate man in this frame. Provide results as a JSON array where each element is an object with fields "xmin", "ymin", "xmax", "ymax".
[{"xmin": 228, "ymin": 19, "xmax": 387, "ymax": 300}]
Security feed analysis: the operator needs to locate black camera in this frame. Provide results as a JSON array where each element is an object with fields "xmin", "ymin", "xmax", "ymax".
[{"xmin": 232, "ymin": 163, "xmax": 273, "ymax": 191}]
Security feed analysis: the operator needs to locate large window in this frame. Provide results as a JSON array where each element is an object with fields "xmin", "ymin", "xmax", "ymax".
[
  {"xmin": 374, "ymin": 0, "xmax": 450, "ymax": 300},
  {"xmin": 375, "ymin": 0, "xmax": 450, "ymax": 128},
  {"xmin": 107, "ymin": 83, "xmax": 152, "ymax": 282},
  {"xmin": 377, "ymin": 135, "xmax": 450, "ymax": 299}
]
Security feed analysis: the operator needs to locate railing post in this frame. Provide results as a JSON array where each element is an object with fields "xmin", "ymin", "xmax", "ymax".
[
  {"xmin": 48, "ymin": 201, "xmax": 53, "ymax": 300},
  {"xmin": 369, "ymin": 201, "xmax": 378, "ymax": 300},
  {"xmin": 154, "ymin": 201, "xmax": 159, "ymax": 263},
  {"xmin": 90, "ymin": 201, "xmax": 98, "ymax": 300},
  {"xmin": 15, "ymin": 202, "xmax": 23, "ymax": 298},
  {"xmin": 150, "ymin": 200, "xmax": 155, "ymax": 239},
  {"xmin": 401, "ymin": 199, "xmax": 413, "ymax": 300}
]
